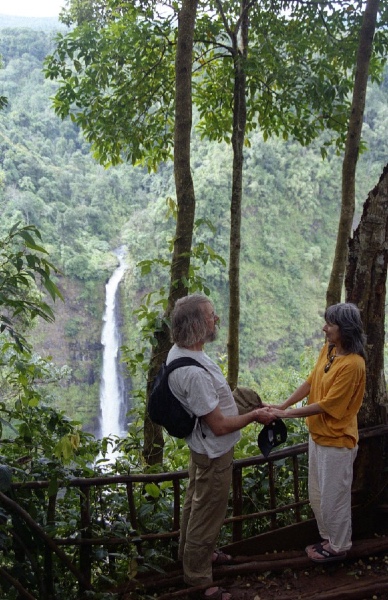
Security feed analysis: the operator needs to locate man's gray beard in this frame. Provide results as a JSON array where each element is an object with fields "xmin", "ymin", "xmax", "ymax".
[{"xmin": 204, "ymin": 329, "xmax": 217, "ymax": 343}]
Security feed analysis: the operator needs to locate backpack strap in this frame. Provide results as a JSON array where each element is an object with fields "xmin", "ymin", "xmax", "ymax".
[
  {"xmin": 166, "ymin": 357, "xmax": 207, "ymax": 438},
  {"xmin": 165, "ymin": 357, "xmax": 206, "ymax": 374}
]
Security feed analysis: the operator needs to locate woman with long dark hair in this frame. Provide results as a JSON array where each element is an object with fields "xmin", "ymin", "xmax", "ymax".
[{"xmin": 271, "ymin": 303, "xmax": 366, "ymax": 563}]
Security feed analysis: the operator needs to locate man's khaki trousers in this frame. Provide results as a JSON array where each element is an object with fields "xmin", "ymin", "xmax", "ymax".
[{"xmin": 179, "ymin": 447, "xmax": 234, "ymax": 587}]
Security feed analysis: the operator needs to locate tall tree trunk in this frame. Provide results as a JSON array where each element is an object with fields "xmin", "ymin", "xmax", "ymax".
[
  {"xmin": 345, "ymin": 164, "xmax": 388, "ymax": 509},
  {"xmin": 326, "ymin": 0, "xmax": 379, "ymax": 307},
  {"xmin": 345, "ymin": 163, "xmax": 388, "ymax": 425},
  {"xmin": 143, "ymin": 0, "xmax": 198, "ymax": 465},
  {"xmin": 226, "ymin": 0, "xmax": 249, "ymax": 390}
]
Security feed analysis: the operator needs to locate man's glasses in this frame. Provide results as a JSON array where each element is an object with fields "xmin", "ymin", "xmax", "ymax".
[{"xmin": 324, "ymin": 352, "xmax": 336, "ymax": 373}]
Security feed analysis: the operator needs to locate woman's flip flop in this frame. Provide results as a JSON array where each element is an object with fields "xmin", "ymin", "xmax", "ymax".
[
  {"xmin": 310, "ymin": 544, "xmax": 347, "ymax": 563},
  {"xmin": 305, "ymin": 539, "xmax": 328, "ymax": 556}
]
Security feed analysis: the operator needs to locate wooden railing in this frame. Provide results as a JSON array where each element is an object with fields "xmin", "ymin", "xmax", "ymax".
[{"xmin": 1, "ymin": 425, "xmax": 387, "ymax": 599}]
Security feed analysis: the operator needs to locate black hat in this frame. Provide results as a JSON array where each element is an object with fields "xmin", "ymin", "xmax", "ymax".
[{"xmin": 257, "ymin": 419, "xmax": 288, "ymax": 458}]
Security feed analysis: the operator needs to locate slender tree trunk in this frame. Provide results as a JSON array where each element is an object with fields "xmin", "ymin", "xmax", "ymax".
[
  {"xmin": 227, "ymin": 0, "xmax": 249, "ymax": 390},
  {"xmin": 171, "ymin": 0, "xmax": 199, "ymax": 309},
  {"xmin": 143, "ymin": 0, "xmax": 198, "ymax": 465},
  {"xmin": 345, "ymin": 164, "xmax": 388, "ymax": 508},
  {"xmin": 326, "ymin": 0, "xmax": 379, "ymax": 307}
]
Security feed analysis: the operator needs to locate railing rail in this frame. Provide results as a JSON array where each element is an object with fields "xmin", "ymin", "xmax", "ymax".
[{"xmin": 2, "ymin": 424, "xmax": 388, "ymax": 598}]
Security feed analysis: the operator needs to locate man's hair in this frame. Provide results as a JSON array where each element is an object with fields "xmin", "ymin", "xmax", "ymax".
[
  {"xmin": 324, "ymin": 302, "xmax": 366, "ymax": 358},
  {"xmin": 170, "ymin": 294, "xmax": 212, "ymax": 347}
]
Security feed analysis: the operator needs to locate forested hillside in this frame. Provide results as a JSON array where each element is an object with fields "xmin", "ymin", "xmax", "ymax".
[{"xmin": 0, "ymin": 22, "xmax": 387, "ymax": 430}]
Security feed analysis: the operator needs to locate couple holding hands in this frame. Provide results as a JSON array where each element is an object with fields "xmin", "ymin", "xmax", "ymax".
[{"xmin": 167, "ymin": 295, "xmax": 365, "ymax": 600}]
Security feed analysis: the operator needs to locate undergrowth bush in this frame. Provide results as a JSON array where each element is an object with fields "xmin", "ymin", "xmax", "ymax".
[{"xmin": 0, "ymin": 353, "xmax": 316, "ymax": 598}]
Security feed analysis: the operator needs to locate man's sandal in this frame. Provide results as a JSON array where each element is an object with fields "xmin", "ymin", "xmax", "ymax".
[
  {"xmin": 212, "ymin": 549, "xmax": 233, "ymax": 565},
  {"xmin": 197, "ymin": 587, "xmax": 232, "ymax": 600}
]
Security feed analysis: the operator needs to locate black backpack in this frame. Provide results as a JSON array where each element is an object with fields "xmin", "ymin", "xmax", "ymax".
[{"xmin": 148, "ymin": 357, "xmax": 207, "ymax": 438}]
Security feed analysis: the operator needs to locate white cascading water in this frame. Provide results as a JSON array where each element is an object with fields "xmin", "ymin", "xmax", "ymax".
[{"xmin": 99, "ymin": 248, "xmax": 128, "ymax": 440}]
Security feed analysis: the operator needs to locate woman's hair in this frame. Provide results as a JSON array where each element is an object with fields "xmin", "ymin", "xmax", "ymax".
[
  {"xmin": 324, "ymin": 303, "xmax": 366, "ymax": 358},
  {"xmin": 170, "ymin": 294, "xmax": 212, "ymax": 347}
]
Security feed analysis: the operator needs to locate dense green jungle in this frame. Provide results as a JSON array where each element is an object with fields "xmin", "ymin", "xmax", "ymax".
[
  {"xmin": 1, "ymin": 9, "xmax": 388, "ymax": 600},
  {"xmin": 1, "ymin": 19, "xmax": 388, "ymax": 438}
]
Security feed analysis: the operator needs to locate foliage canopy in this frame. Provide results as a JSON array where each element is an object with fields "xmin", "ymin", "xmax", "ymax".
[{"xmin": 45, "ymin": 0, "xmax": 388, "ymax": 170}]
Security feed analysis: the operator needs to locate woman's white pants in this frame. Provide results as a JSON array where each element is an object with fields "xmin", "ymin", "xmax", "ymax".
[{"xmin": 308, "ymin": 435, "xmax": 358, "ymax": 553}]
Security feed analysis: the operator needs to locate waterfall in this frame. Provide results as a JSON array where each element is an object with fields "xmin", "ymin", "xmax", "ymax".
[{"xmin": 99, "ymin": 248, "xmax": 128, "ymax": 440}]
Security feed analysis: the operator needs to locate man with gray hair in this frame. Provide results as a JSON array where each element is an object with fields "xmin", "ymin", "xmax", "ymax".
[{"xmin": 167, "ymin": 294, "xmax": 275, "ymax": 600}]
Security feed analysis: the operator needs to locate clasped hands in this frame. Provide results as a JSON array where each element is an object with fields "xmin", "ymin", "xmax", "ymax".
[{"xmin": 253, "ymin": 403, "xmax": 286, "ymax": 425}]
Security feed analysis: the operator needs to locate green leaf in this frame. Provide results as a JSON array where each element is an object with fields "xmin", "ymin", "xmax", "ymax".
[
  {"xmin": 144, "ymin": 482, "xmax": 160, "ymax": 499},
  {"xmin": 17, "ymin": 230, "xmax": 47, "ymax": 254}
]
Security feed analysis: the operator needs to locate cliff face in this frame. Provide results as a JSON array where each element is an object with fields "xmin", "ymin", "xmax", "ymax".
[
  {"xmin": 31, "ymin": 275, "xmax": 106, "ymax": 433},
  {"xmin": 31, "ymin": 273, "xmax": 133, "ymax": 437},
  {"xmin": 33, "ymin": 275, "xmax": 103, "ymax": 368}
]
